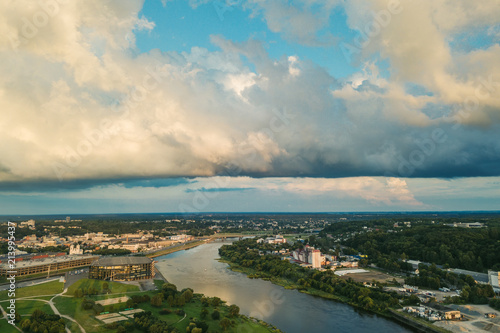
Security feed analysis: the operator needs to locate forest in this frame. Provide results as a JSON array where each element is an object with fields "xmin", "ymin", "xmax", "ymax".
[{"xmin": 321, "ymin": 221, "xmax": 500, "ymax": 272}]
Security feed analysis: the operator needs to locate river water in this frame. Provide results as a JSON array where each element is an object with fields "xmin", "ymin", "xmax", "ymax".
[{"xmin": 155, "ymin": 241, "xmax": 413, "ymax": 333}]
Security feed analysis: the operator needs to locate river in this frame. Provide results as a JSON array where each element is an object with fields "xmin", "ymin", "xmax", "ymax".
[{"xmin": 155, "ymin": 241, "xmax": 414, "ymax": 333}]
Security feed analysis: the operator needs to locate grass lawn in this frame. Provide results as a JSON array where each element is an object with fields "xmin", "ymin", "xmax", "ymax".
[
  {"xmin": 0, "ymin": 280, "xmax": 64, "ymax": 299},
  {"xmin": 14, "ymin": 299, "xmax": 54, "ymax": 316},
  {"xmin": 53, "ymin": 281, "xmax": 276, "ymax": 333},
  {"xmin": 54, "ymin": 296, "xmax": 111, "ymax": 333},
  {"xmin": 153, "ymin": 279, "xmax": 164, "ymax": 289},
  {"xmin": 137, "ymin": 294, "xmax": 276, "ymax": 332},
  {"xmin": 0, "ymin": 318, "xmax": 20, "ymax": 333},
  {"xmin": 67, "ymin": 278, "xmax": 139, "ymax": 296},
  {"xmin": 64, "ymin": 318, "xmax": 84, "ymax": 333}
]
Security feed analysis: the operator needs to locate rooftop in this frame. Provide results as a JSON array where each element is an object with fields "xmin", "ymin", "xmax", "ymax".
[
  {"xmin": 91, "ymin": 256, "xmax": 153, "ymax": 266},
  {"xmin": 0, "ymin": 254, "xmax": 98, "ymax": 269}
]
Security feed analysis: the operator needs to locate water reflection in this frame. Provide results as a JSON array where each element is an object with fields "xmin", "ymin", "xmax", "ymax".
[{"xmin": 156, "ymin": 242, "xmax": 413, "ymax": 333}]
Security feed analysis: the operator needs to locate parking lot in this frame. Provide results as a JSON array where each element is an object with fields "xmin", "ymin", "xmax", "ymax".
[{"xmin": 64, "ymin": 268, "xmax": 89, "ymax": 289}]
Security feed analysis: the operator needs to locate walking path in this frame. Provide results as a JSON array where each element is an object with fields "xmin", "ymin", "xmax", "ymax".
[{"xmin": 0, "ymin": 288, "xmax": 87, "ymax": 333}]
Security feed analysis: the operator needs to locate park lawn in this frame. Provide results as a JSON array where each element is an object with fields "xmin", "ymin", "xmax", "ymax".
[
  {"xmin": 0, "ymin": 280, "xmax": 64, "ymax": 299},
  {"xmin": 64, "ymin": 318, "xmax": 84, "ymax": 333},
  {"xmin": 53, "ymin": 296, "xmax": 112, "ymax": 333},
  {"xmin": 153, "ymin": 279, "xmax": 164, "ymax": 289},
  {"xmin": 54, "ymin": 288, "xmax": 277, "ymax": 333},
  {"xmin": 0, "ymin": 318, "xmax": 20, "ymax": 333},
  {"xmin": 67, "ymin": 278, "xmax": 139, "ymax": 296},
  {"xmin": 139, "ymin": 294, "xmax": 275, "ymax": 333},
  {"xmin": 14, "ymin": 299, "xmax": 54, "ymax": 316}
]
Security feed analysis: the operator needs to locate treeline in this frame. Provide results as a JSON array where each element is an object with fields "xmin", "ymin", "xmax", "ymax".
[
  {"xmin": 403, "ymin": 263, "xmax": 495, "ymax": 304},
  {"xmin": 107, "ymin": 282, "xmax": 242, "ymax": 333},
  {"xmin": 18, "ymin": 245, "xmax": 69, "ymax": 254},
  {"xmin": 339, "ymin": 225, "xmax": 500, "ymax": 271},
  {"xmin": 92, "ymin": 248, "xmax": 132, "ymax": 255},
  {"xmin": 219, "ymin": 238, "xmax": 403, "ymax": 313},
  {"xmin": 490, "ymin": 298, "xmax": 500, "ymax": 311},
  {"xmin": 19, "ymin": 309, "xmax": 66, "ymax": 333}
]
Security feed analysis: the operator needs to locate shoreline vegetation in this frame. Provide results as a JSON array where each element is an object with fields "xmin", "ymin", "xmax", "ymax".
[
  {"xmin": 1, "ymin": 276, "xmax": 281, "ymax": 333},
  {"xmin": 218, "ymin": 239, "xmax": 451, "ymax": 333}
]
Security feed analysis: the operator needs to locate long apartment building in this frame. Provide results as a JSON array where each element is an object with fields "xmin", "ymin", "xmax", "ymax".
[{"xmin": 0, "ymin": 253, "xmax": 99, "ymax": 277}]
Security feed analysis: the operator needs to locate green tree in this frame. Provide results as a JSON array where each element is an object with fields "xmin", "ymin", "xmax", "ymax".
[
  {"xmin": 126, "ymin": 299, "xmax": 134, "ymax": 308},
  {"xmin": 93, "ymin": 303, "xmax": 104, "ymax": 315},
  {"xmin": 182, "ymin": 289, "xmax": 193, "ymax": 302},
  {"xmin": 228, "ymin": 304, "xmax": 239, "ymax": 317},
  {"xmin": 74, "ymin": 288, "xmax": 83, "ymax": 298},
  {"xmin": 151, "ymin": 294, "xmax": 163, "ymax": 307},
  {"xmin": 211, "ymin": 309, "xmax": 220, "ymax": 320},
  {"xmin": 219, "ymin": 317, "xmax": 231, "ymax": 331},
  {"xmin": 21, "ymin": 319, "xmax": 31, "ymax": 330}
]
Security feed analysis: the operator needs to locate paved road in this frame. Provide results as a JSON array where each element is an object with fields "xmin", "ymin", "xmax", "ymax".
[
  {"xmin": 50, "ymin": 289, "xmax": 86, "ymax": 333},
  {"xmin": 0, "ymin": 276, "xmax": 61, "ymax": 291}
]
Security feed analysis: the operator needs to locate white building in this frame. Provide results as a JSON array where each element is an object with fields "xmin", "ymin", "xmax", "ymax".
[
  {"xmin": 488, "ymin": 270, "xmax": 500, "ymax": 292},
  {"xmin": 20, "ymin": 219, "xmax": 36, "ymax": 228},
  {"xmin": 69, "ymin": 244, "xmax": 83, "ymax": 255},
  {"xmin": 309, "ymin": 249, "xmax": 321, "ymax": 269}
]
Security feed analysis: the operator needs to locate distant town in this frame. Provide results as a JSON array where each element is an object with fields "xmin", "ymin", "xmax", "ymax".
[{"xmin": 1, "ymin": 212, "xmax": 500, "ymax": 333}]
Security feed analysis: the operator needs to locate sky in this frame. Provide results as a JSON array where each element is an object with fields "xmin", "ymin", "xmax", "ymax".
[{"xmin": 1, "ymin": 0, "xmax": 500, "ymax": 214}]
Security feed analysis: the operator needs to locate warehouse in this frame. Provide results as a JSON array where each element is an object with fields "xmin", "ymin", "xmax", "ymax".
[{"xmin": 88, "ymin": 256, "xmax": 154, "ymax": 281}]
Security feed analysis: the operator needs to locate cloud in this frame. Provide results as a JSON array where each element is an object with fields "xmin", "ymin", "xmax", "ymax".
[
  {"xmin": 182, "ymin": 176, "xmax": 422, "ymax": 206},
  {"xmin": 185, "ymin": 187, "xmax": 255, "ymax": 193},
  {"xmin": 0, "ymin": 0, "xmax": 500, "ymax": 193},
  {"xmin": 246, "ymin": 0, "xmax": 339, "ymax": 46}
]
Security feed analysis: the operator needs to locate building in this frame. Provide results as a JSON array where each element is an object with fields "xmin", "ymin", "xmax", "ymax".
[
  {"xmin": 0, "ymin": 254, "xmax": 98, "ymax": 277},
  {"xmin": 89, "ymin": 256, "xmax": 155, "ymax": 281},
  {"xmin": 444, "ymin": 310, "xmax": 461, "ymax": 320},
  {"xmin": 428, "ymin": 304, "xmax": 462, "ymax": 320},
  {"xmin": 309, "ymin": 249, "xmax": 321, "ymax": 269},
  {"xmin": 257, "ymin": 235, "xmax": 287, "ymax": 245},
  {"xmin": 451, "ymin": 268, "xmax": 489, "ymax": 284},
  {"xmin": 448, "ymin": 222, "xmax": 484, "ymax": 228},
  {"xmin": 291, "ymin": 246, "xmax": 322, "ymax": 269},
  {"xmin": 69, "ymin": 244, "xmax": 83, "ymax": 255},
  {"xmin": 340, "ymin": 261, "xmax": 359, "ymax": 268},
  {"xmin": 20, "ymin": 219, "xmax": 36, "ymax": 228},
  {"xmin": 488, "ymin": 270, "xmax": 500, "ymax": 292},
  {"xmin": 108, "ymin": 243, "xmax": 142, "ymax": 253}
]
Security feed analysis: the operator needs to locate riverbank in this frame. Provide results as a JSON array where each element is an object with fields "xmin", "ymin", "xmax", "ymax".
[
  {"xmin": 147, "ymin": 239, "xmax": 210, "ymax": 258},
  {"xmin": 219, "ymin": 258, "xmax": 451, "ymax": 333},
  {"xmin": 156, "ymin": 241, "xmax": 414, "ymax": 333},
  {"xmin": 218, "ymin": 258, "xmax": 376, "ymax": 311}
]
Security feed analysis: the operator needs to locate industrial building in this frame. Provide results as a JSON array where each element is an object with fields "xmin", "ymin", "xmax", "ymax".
[
  {"xmin": 88, "ymin": 256, "xmax": 155, "ymax": 281},
  {"xmin": 0, "ymin": 253, "xmax": 99, "ymax": 277}
]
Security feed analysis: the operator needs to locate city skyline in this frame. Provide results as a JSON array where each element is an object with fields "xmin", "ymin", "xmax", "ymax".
[{"xmin": 1, "ymin": 0, "xmax": 500, "ymax": 214}]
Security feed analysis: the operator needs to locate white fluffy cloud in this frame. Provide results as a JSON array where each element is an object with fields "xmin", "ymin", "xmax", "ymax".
[{"xmin": 1, "ymin": 0, "xmax": 500, "ymax": 191}]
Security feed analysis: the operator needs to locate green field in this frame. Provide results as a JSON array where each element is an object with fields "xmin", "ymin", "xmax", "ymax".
[
  {"xmin": 0, "ymin": 318, "xmax": 19, "ymax": 333},
  {"xmin": 15, "ymin": 299, "xmax": 54, "ymax": 316},
  {"xmin": 0, "ymin": 280, "xmax": 64, "ymax": 299},
  {"xmin": 0, "ymin": 277, "xmax": 276, "ymax": 333},
  {"xmin": 67, "ymin": 278, "xmax": 140, "ymax": 296},
  {"xmin": 54, "ymin": 296, "xmax": 108, "ymax": 333}
]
